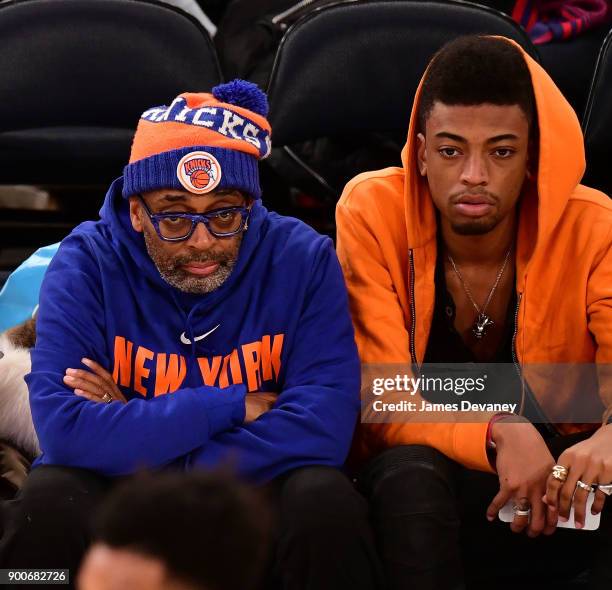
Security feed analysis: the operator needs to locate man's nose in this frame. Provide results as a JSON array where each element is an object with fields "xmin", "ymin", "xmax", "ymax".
[
  {"xmin": 186, "ymin": 220, "xmax": 215, "ymax": 248},
  {"xmin": 460, "ymin": 154, "xmax": 488, "ymax": 186}
]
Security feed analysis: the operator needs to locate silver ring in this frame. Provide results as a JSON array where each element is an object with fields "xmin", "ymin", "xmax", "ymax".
[
  {"xmin": 101, "ymin": 393, "xmax": 113, "ymax": 404},
  {"xmin": 512, "ymin": 506, "xmax": 531, "ymax": 518},
  {"xmin": 597, "ymin": 483, "xmax": 612, "ymax": 496},
  {"xmin": 576, "ymin": 480, "xmax": 594, "ymax": 492}
]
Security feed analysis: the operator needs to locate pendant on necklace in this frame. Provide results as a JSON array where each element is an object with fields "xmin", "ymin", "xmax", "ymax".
[{"xmin": 472, "ymin": 313, "xmax": 494, "ymax": 339}]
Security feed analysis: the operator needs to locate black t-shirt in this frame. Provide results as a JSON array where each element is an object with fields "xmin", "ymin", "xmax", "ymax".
[
  {"xmin": 422, "ymin": 250, "xmax": 554, "ymax": 434},
  {"xmin": 423, "ymin": 251, "xmax": 516, "ymax": 364}
]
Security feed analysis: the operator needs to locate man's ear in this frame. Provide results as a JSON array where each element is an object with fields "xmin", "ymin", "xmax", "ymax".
[
  {"xmin": 416, "ymin": 132, "xmax": 427, "ymax": 177},
  {"xmin": 128, "ymin": 196, "xmax": 144, "ymax": 233}
]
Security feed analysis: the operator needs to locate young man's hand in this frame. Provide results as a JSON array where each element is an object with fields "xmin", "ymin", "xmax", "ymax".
[
  {"xmin": 543, "ymin": 424, "xmax": 612, "ymax": 529},
  {"xmin": 63, "ymin": 358, "xmax": 127, "ymax": 404},
  {"xmin": 486, "ymin": 416, "xmax": 555, "ymax": 537},
  {"xmin": 245, "ymin": 392, "xmax": 277, "ymax": 422}
]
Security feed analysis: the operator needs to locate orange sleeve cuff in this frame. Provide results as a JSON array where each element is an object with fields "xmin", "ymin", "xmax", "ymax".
[{"xmin": 452, "ymin": 422, "xmax": 494, "ymax": 473}]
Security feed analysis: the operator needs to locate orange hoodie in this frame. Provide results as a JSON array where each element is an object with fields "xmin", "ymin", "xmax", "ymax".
[{"xmin": 336, "ymin": 38, "xmax": 612, "ymax": 473}]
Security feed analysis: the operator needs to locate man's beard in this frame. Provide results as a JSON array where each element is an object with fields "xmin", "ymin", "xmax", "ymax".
[
  {"xmin": 143, "ymin": 227, "xmax": 242, "ymax": 294},
  {"xmin": 450, "ymin": 216, "xmax": 501, "ymax": 235},
  {"xmin": 447, "ymin": 189, "xmax": 501, "ymax": 235}
]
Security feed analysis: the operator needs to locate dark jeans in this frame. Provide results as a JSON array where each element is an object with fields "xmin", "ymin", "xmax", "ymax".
[
  {"xmin": 0, "ymin": 464, "xmax": 384, "ymax": 590},
  {"xmin": 357, "ymin": 436, "xmax": 612, "ymax": 590}
]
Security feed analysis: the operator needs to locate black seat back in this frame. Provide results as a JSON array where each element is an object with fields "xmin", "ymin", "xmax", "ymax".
[
  {"xmin": 0, "ymin": 0, "xmax": 222, "ymax": 184},
  {"xmin": 268, "ymin": 0, "xmax": 539, "ymax": 147},
  {"xmin": 583, "ymin": 27, "xmax": 612, "ymax": 197}
]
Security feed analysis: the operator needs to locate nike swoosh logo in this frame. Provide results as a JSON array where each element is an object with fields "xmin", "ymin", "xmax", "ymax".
[{"xmin": 180, "ymin": 324, "xmax": 220, "ymax": 345}]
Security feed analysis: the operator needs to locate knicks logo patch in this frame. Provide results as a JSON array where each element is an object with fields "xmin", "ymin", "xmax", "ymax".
[{"xmin": 177, "ymin": 151, "xmax": 222, "ymax": 194}]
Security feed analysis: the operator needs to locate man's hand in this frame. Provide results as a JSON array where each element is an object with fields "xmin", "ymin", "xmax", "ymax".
[
  {"xmin": 544, "ymin": 424, "xmax": 612, "ymax": 529},
  {"xmin": 63, "ymin": 358, "xmax": 127, "ymax": 404},
  {"xmin": 486, "ymin": 416, "xmax": 555, "ymax": 537},
  {"xmin": 245, "ymin": 392, "xmax": 277, "ymax": 423}
]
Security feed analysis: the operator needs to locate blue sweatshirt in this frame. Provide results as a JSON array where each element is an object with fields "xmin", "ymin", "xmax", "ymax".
[{"xmin": 26, "ymin": 178, "xmax": 360, "ymax": 482}]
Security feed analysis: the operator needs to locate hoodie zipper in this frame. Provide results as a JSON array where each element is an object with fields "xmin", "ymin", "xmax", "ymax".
[
  {"xmin": 512, "ymin": 292, "xmax": 559, "ymax": 435},
  {"xmin": 408, "ymin": 249, "xmax": 418, "ymax": 367},
  {"xmin": 511, "ymin": 293, "xmax": 522, "ymax": 379},
  {"xmin": 512, "ymin": 292, "xmax": 524, "ymax": 410}
]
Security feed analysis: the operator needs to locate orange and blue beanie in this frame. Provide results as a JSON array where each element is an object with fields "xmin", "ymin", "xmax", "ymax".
[{"xmin": 122, "ymin": 79, "xmax": 271, "ymax": 200}]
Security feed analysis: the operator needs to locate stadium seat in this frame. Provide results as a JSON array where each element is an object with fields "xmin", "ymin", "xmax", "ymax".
[
  {"xmin": 265, "ymin": 0, "xmax": 540, "ymax": 234},
  {"xmin": 0, "ymin": 0, "xmax": 222, "ymax": 187},
  {"xmin": 582, "ymin": 27, "xmax": 612, "ymax": 198}
]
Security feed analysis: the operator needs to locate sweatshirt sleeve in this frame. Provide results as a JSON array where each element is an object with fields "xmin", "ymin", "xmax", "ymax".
[
  {"xmin": 586, "ymin": 229, "xmax": 612, "ymax": 425},
  {"xmin": 27, "ymin": 234, "xmax": 246, "ymax": 476},
  {"xmin": 186, "ymin": 239, "xmax": 361, "ymax": 482},
  {"xmin": 336, "ymin": 192, "xmax": 493, "ymax": 473}
]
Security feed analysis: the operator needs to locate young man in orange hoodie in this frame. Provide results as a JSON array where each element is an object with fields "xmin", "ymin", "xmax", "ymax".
[{"xmin": 336, "ymin": 35, "xmax": 612, "ymax": 588}]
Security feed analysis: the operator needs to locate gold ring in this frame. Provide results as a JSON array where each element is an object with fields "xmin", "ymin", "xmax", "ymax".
[
  {"xmin": 552, "ymin": 464, "xmax": 568, "ymax": 482},
  {"xmin": 101, "ymin": 393, "xmax": 113, "ymax": 404}
]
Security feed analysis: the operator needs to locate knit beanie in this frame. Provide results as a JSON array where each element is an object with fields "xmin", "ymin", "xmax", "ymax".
[{"xmin": 122, "ymin": 79, "xmax": 271, "ymax": 200}]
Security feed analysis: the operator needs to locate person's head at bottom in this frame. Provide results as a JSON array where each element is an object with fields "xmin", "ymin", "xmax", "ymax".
[{"xmin": 77, "ymin": 471, "xmax": 270, "ymax": 590}]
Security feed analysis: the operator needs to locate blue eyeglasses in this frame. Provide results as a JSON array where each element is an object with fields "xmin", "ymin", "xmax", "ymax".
[{"xmin": 138, "ymin": 194, "xmax": 251, "ymax": 242}]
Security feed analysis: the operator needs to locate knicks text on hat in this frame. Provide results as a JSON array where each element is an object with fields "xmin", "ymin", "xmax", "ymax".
[
  {"xmin": 177, "ymin": 151, "xmax": 222, "ymax": 194},
  {"xmin": 142, "ymin": 97, "xmax": 271, "ymax": 159}
]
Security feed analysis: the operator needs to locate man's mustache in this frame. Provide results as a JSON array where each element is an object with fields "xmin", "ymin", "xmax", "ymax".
[{"xmin": 173, "ymin": 251, "xmax": 235, "ymax": 267}]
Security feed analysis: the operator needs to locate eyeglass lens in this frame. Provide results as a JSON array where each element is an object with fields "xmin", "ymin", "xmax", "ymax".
[{"xmin": 158, "ymin": 210, "xmax": 243, "ymax": 239}]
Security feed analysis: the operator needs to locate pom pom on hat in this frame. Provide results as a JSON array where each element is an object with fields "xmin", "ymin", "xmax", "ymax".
[{"xmin": 212, "ymin": 79, "xmax": 269, "ymax": 117}]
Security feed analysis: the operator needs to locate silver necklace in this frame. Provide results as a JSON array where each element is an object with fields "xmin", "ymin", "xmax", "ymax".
[{"xmin": 447, "ymin": 247, "xmax": 512, "ymax": 340}]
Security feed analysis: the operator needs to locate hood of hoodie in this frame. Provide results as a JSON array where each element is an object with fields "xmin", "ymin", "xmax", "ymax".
[{"xmin": 399, "ymin": 37, "xmax": 585, "ymax": 292}]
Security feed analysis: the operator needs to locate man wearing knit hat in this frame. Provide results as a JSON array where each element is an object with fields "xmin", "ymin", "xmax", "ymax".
[{"xmin": 0, "ymin": 81, "xmax": 382, "ymax": 589}]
